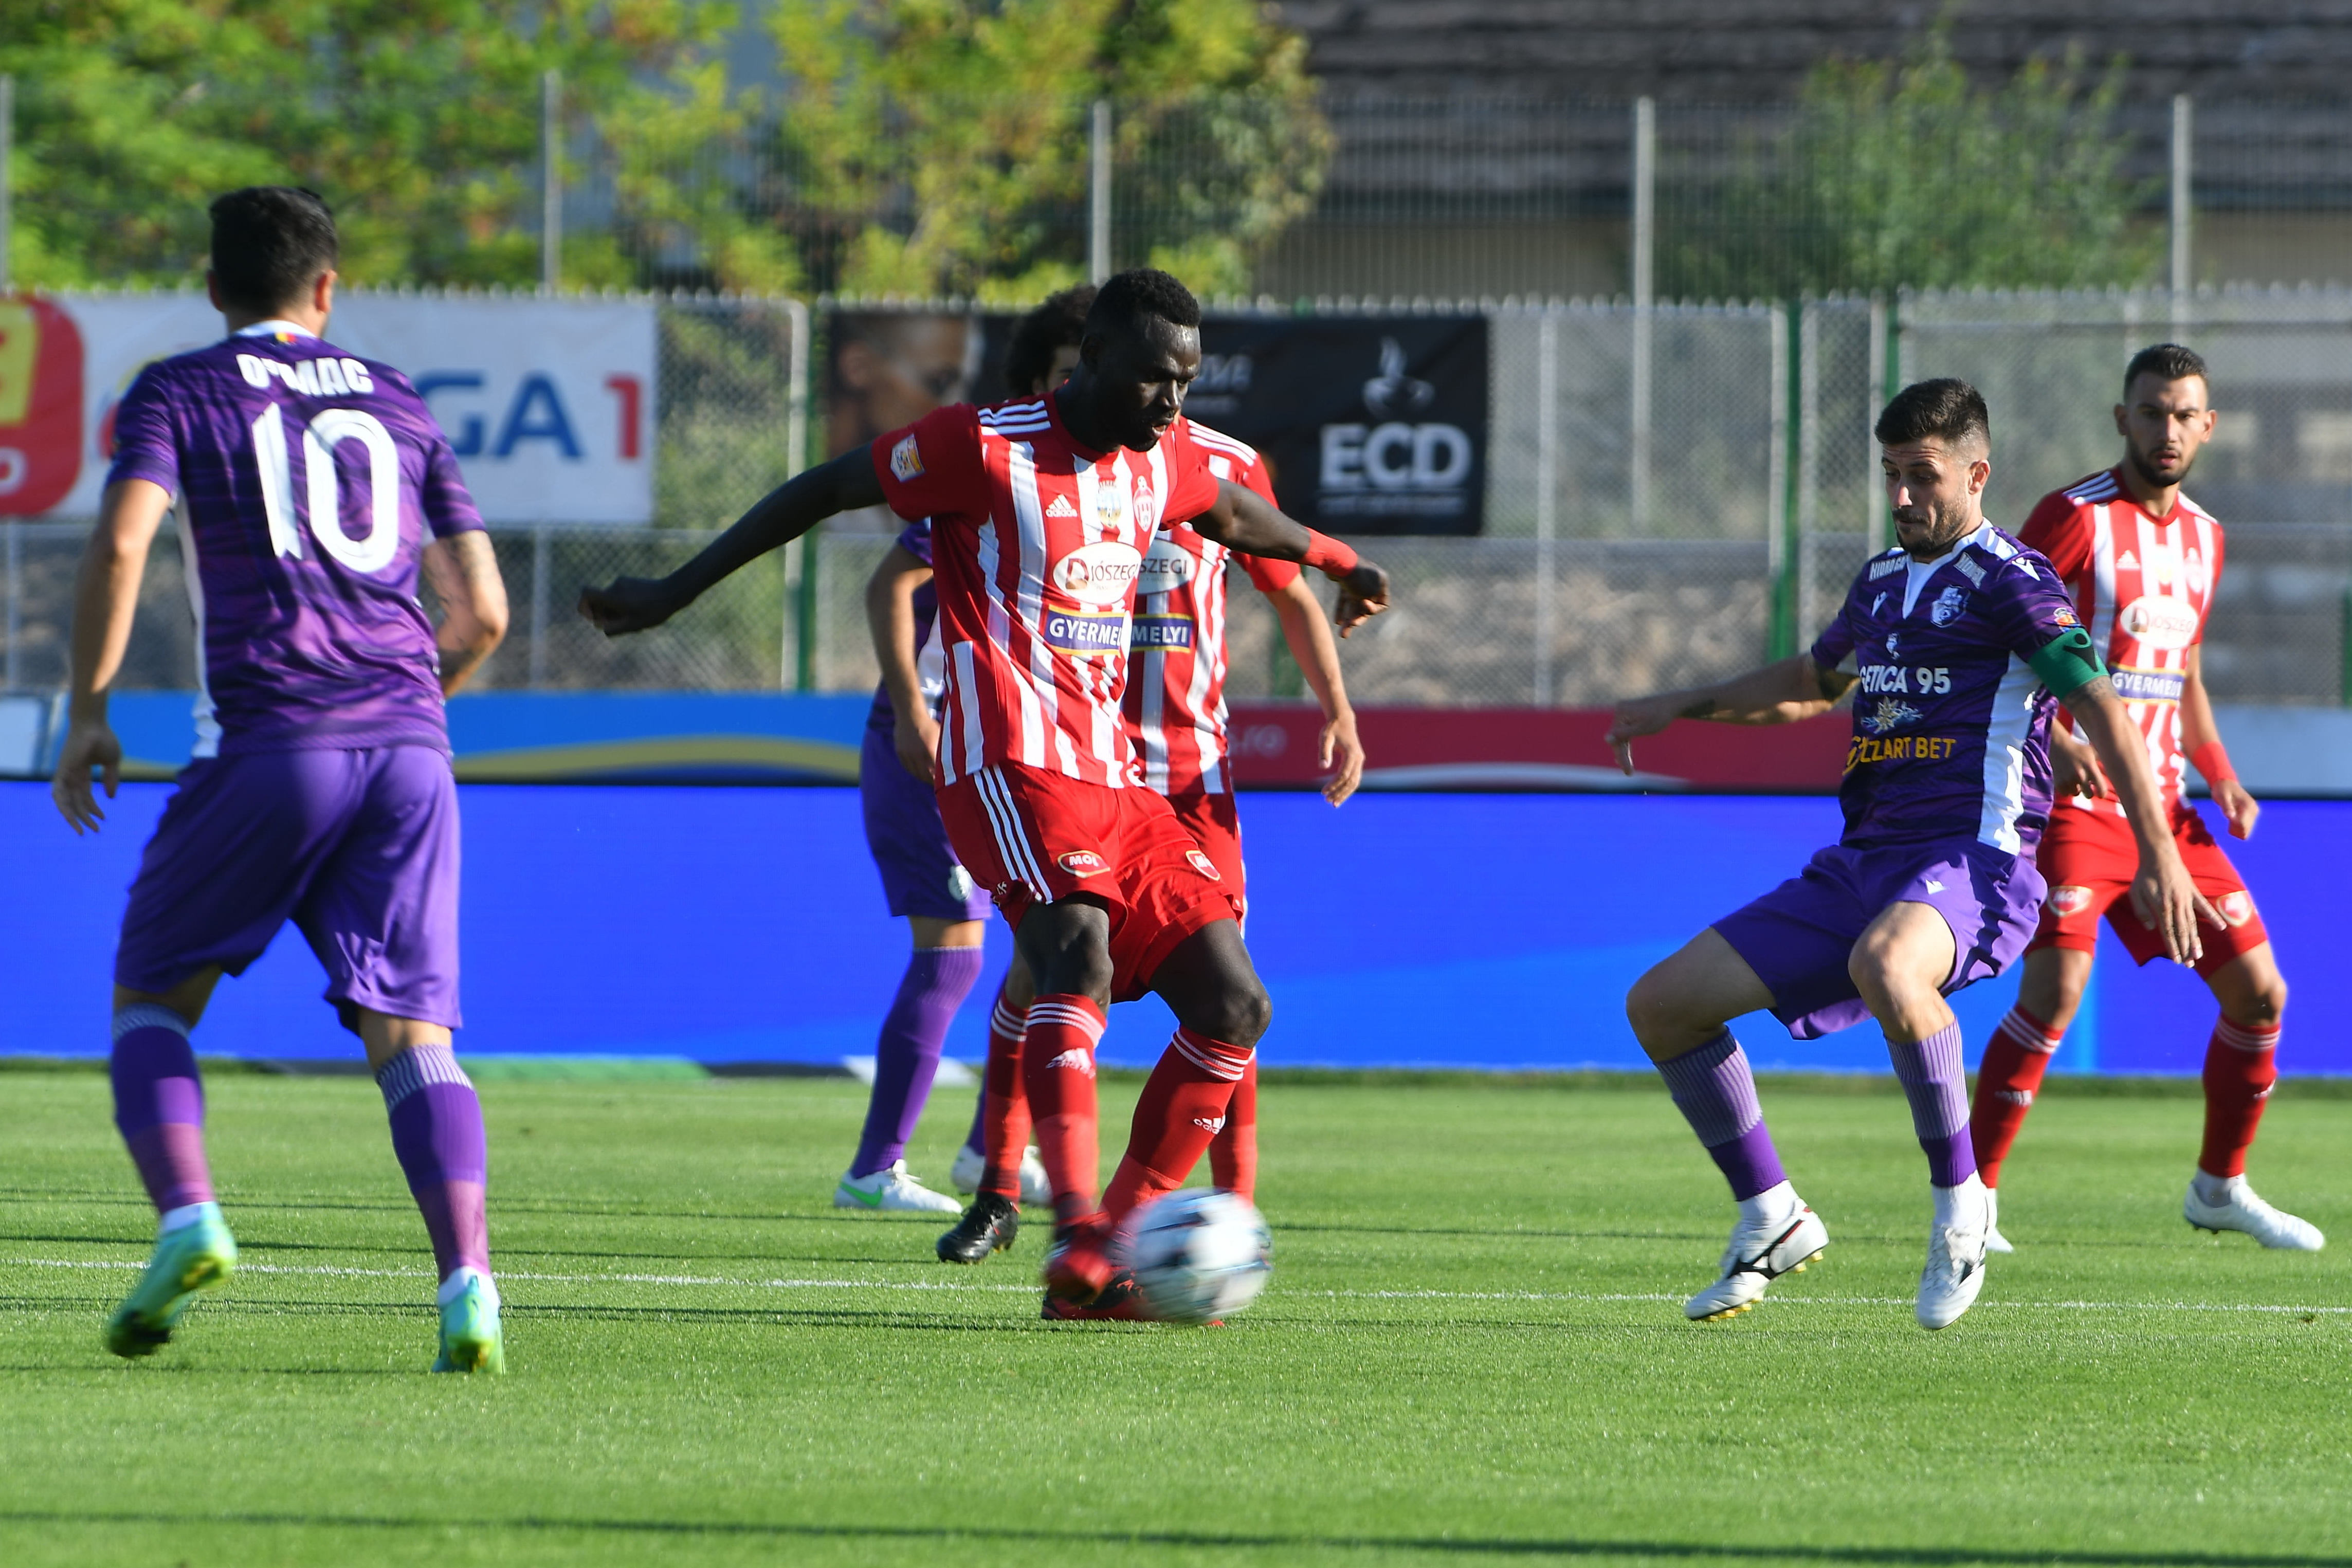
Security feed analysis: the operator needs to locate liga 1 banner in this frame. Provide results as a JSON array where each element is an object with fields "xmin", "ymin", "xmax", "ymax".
[
  {"xmin": 0, "ymin": 291, "xmax": 657, "ymax": 524},
  {"xmin": 826, "ymin": 309, "xmax": 1489, "ymax": 535}
]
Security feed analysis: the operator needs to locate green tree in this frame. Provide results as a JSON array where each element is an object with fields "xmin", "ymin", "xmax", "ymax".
[
  {"xmin": 0, "ymin": 0, "xmax": 741, "ymax": 291},
  {"xmin": 766, "ymin": 0, "xmax": 1329, "ymax": 300},
  {"xmin": 1662, "ymin": 22, "xmax": 2162, "ymax": 299}
]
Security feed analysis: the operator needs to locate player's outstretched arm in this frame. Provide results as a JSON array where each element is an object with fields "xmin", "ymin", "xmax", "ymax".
[
  {"xmin": 1191, "ymin": 480, "xmax": 1390, "ymax": 637},
  {"xmin": 52, "ymin": 479, "xmax": 173, "ymax": 834},
  {"xmin": 578, "ymin": 450, "xmax": 885, "ymax": 636},
  {"xmin": 1265, "ymin": 573, "xmax": 1364, "ymax": 805},
  {"xmin": 865, "ymin": 544, "xmax": 940, "ymax": 781},
  {"xmin": 422, "ymin": 531, "xmax": 510, "ymax": 699},
  {"xmin": 2062, "ymin": 676, "xmax": 2220, "ymax": 964},
  {"xmin": 2180, "ymin": 645, "xmax": 2256, "ymax": 840},
  {"xmin": 1607, "ymin": 655, "xmax": 1850, "ymax": 775}
]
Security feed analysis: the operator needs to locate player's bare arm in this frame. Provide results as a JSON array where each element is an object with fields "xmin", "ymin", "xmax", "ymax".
[
  {"xmin": 2180, "ymin": 644, "xmax": 2257, "ymax": 839},
  {"xmin": 2059, "ymin": 674, "xmax": 2220, "ymax": 963},
  {"xmin": 1192, "ymin": 480, "xmax": 1390, "ymax": 636},
  {"xmin": 421, "ymin": 530, "xmax": 509, "ymax": 699},
  {"xmin": 1607, "ymin": 654, "xmax": 1851, "ymax": 775},
  {"xmin": 52, "ymin": 478, "xmax": 175, "ymax": 834},
  {"xmin": 578, "ymin": 449, "xmax": 884, "ymax": 635},
  {"xmin": 864, "ymin": 543, "xmax": 940, "ymax": 781},
  {"xmin": 1264, "ymin": 572, "xmax": 1365, "ymax": 804}
]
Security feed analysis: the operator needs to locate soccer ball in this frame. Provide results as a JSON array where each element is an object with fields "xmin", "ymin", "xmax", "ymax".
[{"xmin": 1124, "ymin": 1189, "xmax": 1272, "ymax": 1324}]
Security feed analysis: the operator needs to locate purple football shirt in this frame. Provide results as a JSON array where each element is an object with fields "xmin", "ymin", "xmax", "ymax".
[
  {"xmin": 104, "ymin": 324, "xmax": 485, "ymax": 757},
  {"xmin": 866, "ymin": 517, "xmax": 944, "ymax": 735},
  {"xmin": 1810, "ymin": 521, "xmax": 2084, "ymax": 854}
]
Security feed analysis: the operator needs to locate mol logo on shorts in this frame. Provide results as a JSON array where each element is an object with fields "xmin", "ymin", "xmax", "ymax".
[
  {"xmin": 2219, "ymin": 890, "xmax": 2255, "ymax": 926},
  {"xmin": 2048, "ymin": 885, "xmax": 2095, "ymax": 917},
  {"xmin": 1186, "ymin": 849, "xmax": 1223, "ymax": 881},
  {"xmin": 1058, "ymin": 849, "xmax": 1109, "ymax": 878}
]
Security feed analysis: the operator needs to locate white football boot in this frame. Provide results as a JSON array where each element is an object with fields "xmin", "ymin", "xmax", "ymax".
[
  {"xmin": 833, "ymin": 1160, "xmax": 963, "ymax": 1215},
  {"xmin": 948, "ymin": 1142, "xmax": 1052, "ymax": 1208},
  {"xmin": 1917, "ymin": 1174, "xmax": 1991, "ymax": 1330},
  {"xmin": 2184, "ymin": 1173, "xmax": 2325, "ymax": 1250},
  {"xmin": 1685, "ymin": 1182, "xmax": 1829, "ymax": 1321},
  {"xmin": 1983, "ymin": 1184, "xmax": 2015, "ymax": 1255}
]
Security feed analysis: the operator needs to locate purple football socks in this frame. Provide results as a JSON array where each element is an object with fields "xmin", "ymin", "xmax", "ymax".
[
  {"xmin": 111, "ymin": 1005, "xmax": 215, "ymax": 1214},
  {"xmin": 376, "ymin": 1044, "xmax": 489, "ymax": 1281},
  {"xmin": 1657, "ymin": 1030, "xmax": 1789, "ymax": 1200},
  {"xmin": 851, "ymin": 946, "xmax": 987, "ymax": 1178},
  {"xmin": 1888, "ymin": 1022, "xmax": 1977, "ymax": 1188}
]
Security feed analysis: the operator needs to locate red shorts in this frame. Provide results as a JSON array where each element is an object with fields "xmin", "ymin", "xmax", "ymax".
[
  {"xmin": 2029, "ymin": 800, "xmax": 2267, "ymax": 973},
  {"xmin": 937, "ymin": 764, "xmax": 1231, "ymax": 999},
  {"xmin": 1165, "ymin": 790, "xmax": 1247, "ymax": 923}
]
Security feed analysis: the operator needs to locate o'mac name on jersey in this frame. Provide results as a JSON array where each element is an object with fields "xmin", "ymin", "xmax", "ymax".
[{"xmin": 235, "ymin": 352, "xmax": 376, "ymax": 398}]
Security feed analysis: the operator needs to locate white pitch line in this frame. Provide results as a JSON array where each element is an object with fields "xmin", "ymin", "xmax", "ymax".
[{"xmin": 8, "ymin": 1256, "xmax": 2350, "ymax": 1317}]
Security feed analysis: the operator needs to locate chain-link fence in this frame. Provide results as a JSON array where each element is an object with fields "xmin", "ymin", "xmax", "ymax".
[{"xmin": 10, "ymin": 288, "xmax": 2352, "ymax": 708}]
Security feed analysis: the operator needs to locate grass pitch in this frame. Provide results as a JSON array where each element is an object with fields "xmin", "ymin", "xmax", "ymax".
[{"xmin": 3, "ymin": 1068, "xmax": 2348, "ymax": 1567}]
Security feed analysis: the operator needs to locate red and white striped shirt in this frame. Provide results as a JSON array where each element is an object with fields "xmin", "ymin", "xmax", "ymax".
[
  {"xmin": 871, "ymin": 394, "xmax": 1222, "ymax": 788},
  {"xmin": 1125, "ymin": 419, "xmax": 1301, "ymax": 795},
  {"xmin": 2018, "ymin": 465, "xmax": 2225, "ymax": 815}
]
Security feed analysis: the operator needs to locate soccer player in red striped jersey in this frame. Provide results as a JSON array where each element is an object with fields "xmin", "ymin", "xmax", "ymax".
[
  {"xmin": 580, "ymin": 270, "xmax": 1390, "ymax": 1310},
  {"xmin": 1968, "ymin": 344, "xmax": 2319, "ymax": 1252}
]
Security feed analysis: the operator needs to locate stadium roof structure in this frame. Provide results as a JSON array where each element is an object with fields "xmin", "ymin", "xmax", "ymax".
[{"xmin": 1274, "ymin": 2, "xmax": 2352, "ymax": 103}]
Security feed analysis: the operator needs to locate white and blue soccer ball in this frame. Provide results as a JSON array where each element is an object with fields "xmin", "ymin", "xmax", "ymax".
[{"xmin": 1124, "ymin": 1189, "xmax": 1272, "ymax": 1324}]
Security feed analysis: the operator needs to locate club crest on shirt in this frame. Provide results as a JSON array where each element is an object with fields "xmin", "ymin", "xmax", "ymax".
[
  {"xmin": 1131, "ymin": 478, "xmax": 1159, "ymax": 534},
  {"xmin": 1929, "ymin": 586, "xmax": 1970, "ymax": 626},
  {"xmin": 1186, "ymin": 849, "xmax": 1223, "ymax": 881},
  {"xmin": 1058, "ymin": 849, "xmax": 1109, "ymax": 878},
  {"xmin": 1861, "ymin": 697, "xmax": 1923, "ymax": 735},
  {"xmin": 2048, "ymin": 885, "xmax": 2094, "ymax": 917},
  {"xmin": 889, "ymin": 433, "xmax": 924, "ymax": 482}
]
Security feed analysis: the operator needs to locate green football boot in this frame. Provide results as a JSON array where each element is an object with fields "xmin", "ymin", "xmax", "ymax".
[
  {"xmin": 432, "ymin": 1271, "xmax": 506, "ymax": 1374},
  {"xmin": 104, "ymin": 1204, "xmax": 238, "ymax": 1359}
]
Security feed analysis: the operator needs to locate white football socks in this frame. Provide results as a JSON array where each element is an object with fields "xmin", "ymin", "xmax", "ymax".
[
  {"xmin": 1737, "ymin": 1180, "xmax": 1799, "ymax": 1227},
  {"xmin": 158, "ymin": 1201, "xmax": 220, "ymax": 1236},
  {"xmin": 438, "ymin": 1265, "xmax": 499, "ymax": 1309},
  {"xmin": 1932, "ymin": 1172, "xmax": 1989, "ymax": 1230}
]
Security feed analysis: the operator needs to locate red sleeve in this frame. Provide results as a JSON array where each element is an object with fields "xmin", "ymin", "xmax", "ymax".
[
  {"xmin": 1232, "ymin": 458, "xmax": 1301, "ymax": 590},
  {"xmin": 871, "ymin": 405, "xmax": 983, "ymax": 523},
  {"xmin": 2015, "ymin": 489, "xmax": 2092, "ymax": 586},
  {"xmin": 2197, "ymin": 522, "xmax": 2225, "ymax": 644},
  {"xmin": 1162, "ymin": 444, "xmax": 1223, "ymax": 525}
]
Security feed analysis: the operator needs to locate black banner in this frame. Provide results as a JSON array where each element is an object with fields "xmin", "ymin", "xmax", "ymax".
[{"xmin": 825, "ymin": 311, "xmax": 1490, "ymax": 536}]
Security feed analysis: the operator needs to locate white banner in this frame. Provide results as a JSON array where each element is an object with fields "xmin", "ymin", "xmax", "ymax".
[{"xmin": 49, "ymin": 291, "xmax": 657, "ymax": 524}]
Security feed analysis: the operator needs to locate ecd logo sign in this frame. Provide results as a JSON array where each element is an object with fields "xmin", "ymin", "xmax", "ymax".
[{"xmin": 0, "ymin": 299, "xmax": 85, "ymax": 515}]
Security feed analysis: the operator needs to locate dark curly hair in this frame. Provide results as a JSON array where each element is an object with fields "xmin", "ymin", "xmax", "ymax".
[
  {"xmin": 1005, "ymin": 285, "xmax": 1096, "ymax": 394},
  {"xmin": 210, "ymin": 186, "xmax": 338, "ymax": 314},
  {"xmin": 1083, "ymin": 267, "xmax": 1201, "ymax": 343}
]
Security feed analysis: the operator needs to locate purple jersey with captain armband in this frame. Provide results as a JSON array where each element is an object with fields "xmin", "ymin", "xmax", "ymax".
[
  {"xmin": 104, "ymin": 325, "xmax": 485, "ymax": 758},
  {"xmin": 1811, "ymin": 520, "xmax": 2084, "ymax": 855}
]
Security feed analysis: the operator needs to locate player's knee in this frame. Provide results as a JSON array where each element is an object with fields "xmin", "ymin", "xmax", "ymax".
[
  {"xmin": 2241, "ymin": 973, "xmax": 2288, "ymax": 1028},
  {"xmin": 1197, "ymin": 975, "xmax": 1272, "ymax": 1049}
]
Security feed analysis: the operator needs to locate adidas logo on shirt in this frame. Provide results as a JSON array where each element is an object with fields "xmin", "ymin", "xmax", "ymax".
[
  {"xmin": 1046, "ymin": 495, "xmax": 1078, "ymax": 518},
  {"xmin": 2117, "ymin": 550, "xmax": 2139, "ymax": 570}
]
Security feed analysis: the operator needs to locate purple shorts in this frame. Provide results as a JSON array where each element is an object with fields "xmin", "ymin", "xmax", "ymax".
[
  {"xmin": 1713, "ymin": 837, "xmax": 2046, "ymax": 1040},
  {"xmin": 860, "ymin": 724, "xmax": 993, "ymax": 924},
  {"xmin": 115, "ymin": 746, "xmax": 462, "ymax": 1028}
]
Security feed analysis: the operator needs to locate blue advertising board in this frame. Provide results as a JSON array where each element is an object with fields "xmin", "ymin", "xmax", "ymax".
[{"xmin": 3, "ymin": 782, "xmax": 2342, "ymax": 1075}]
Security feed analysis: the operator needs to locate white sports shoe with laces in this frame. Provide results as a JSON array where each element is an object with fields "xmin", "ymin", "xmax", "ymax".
[
  {"xmin": 1917, "ymin": 1175, "xmax": 1991, "ymax": 1330},
  {"xmin": 2184, "ymin": 1174, "xmax": 2324, "ymax": 1250},
  {"xmin": 1685, "ymin": 1183, "xmax": 1829, "ymax": 1322},
  {"xmin": 948, "ymin": 1142, "xmax": 1052, "ymax": 1207},
  {"xmin": 1983, "ymin": 1184, "xmax": 2015, "ymax": 1255},
  {"xmin": 834, "ymin": 1160, "xmax": 964, "ymax": 1215}
]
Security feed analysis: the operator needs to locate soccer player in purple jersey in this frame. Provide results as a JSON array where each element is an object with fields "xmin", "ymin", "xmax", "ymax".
[
  {"xmin": 1608, "ymin": 379, "xmax": 2213, "ymax": 1330},
  {"xmin": 49, "ymin": 187, "xmax": 513, "ymax": 1372}
]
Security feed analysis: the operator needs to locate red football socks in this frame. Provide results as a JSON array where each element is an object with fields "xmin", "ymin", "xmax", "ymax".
[
  {"xmin": 979, "ymin": 991, "xmax": 1031, "ymax": 1201},
  {"xmin": 1021, "ymin": 994, "xmax": 1105, "ymax": 1224},
  {"xmin": 2200, "ymin": 1017, "xmax": 2280, "ymax": 1179},
  {"xmin": 1103, "ymin": 1028, "xmax": 1253, "ymax": 1223},
  {"xmin": 1208, "ymin": 1054, "xmax": 1259, "ymax": 1202},
  {"xmin": 1970, "ymin": 1004, "xmax": 2064, "ymax": 1188}
]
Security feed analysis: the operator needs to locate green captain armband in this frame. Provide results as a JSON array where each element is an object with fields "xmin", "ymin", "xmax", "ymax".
[{"xmin": 2027, "ymin": 627, "xmax": 2106, "ymax": 699}]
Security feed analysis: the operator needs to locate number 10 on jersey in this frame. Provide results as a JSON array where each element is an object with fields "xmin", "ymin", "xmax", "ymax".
[{"xmin": 251, "ymin": 404, "xmax": 403, "ymax": 574}]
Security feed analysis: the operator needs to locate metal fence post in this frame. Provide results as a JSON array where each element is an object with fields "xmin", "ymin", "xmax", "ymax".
[
  {"xmin": 1796, "ymin": 300, "xmax": 1820, "ymax": 642},
  {"xmin": 528, "ymin": 524, "xmax": 552, "ymax": 687},
  {"xmin": 1766, "ymin": 303, "xmax": 1793, "ymax": 661},
  {"xmin": 1089, "ymin": 100, "xmax": 1113, "ymax": 284},
  {"xmin": 1534, "ymin": 308, "xmax": 1559, "ymax": 705},
  {"xmin": 796, "ymin": 535, "xmax": 820, "ymax": 692},
  {"xmin": 541, "ymin": 69, "xmax": 562, "ymax": 294},
  {"xmin": 1, "ymin": 75, "xmax": 14, "ymax": 295},
  {"xmin": 781, "ymin": 298, "xmax": 812, "ymax": 691},
  {"xmin": 1866, "ymin": 295, "xmax": 1889, "ymax": 554},
  {"xmin": 2171, "ymin": 94, "xmax": 2194, "ymax": 333},
  {"xmin": 3, "ymin": 519, "xmax": 19, "ymax": 689},
  {"xmin": 1629, "ymin": 98, "xmax": 1655, "ymax": 534}
]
